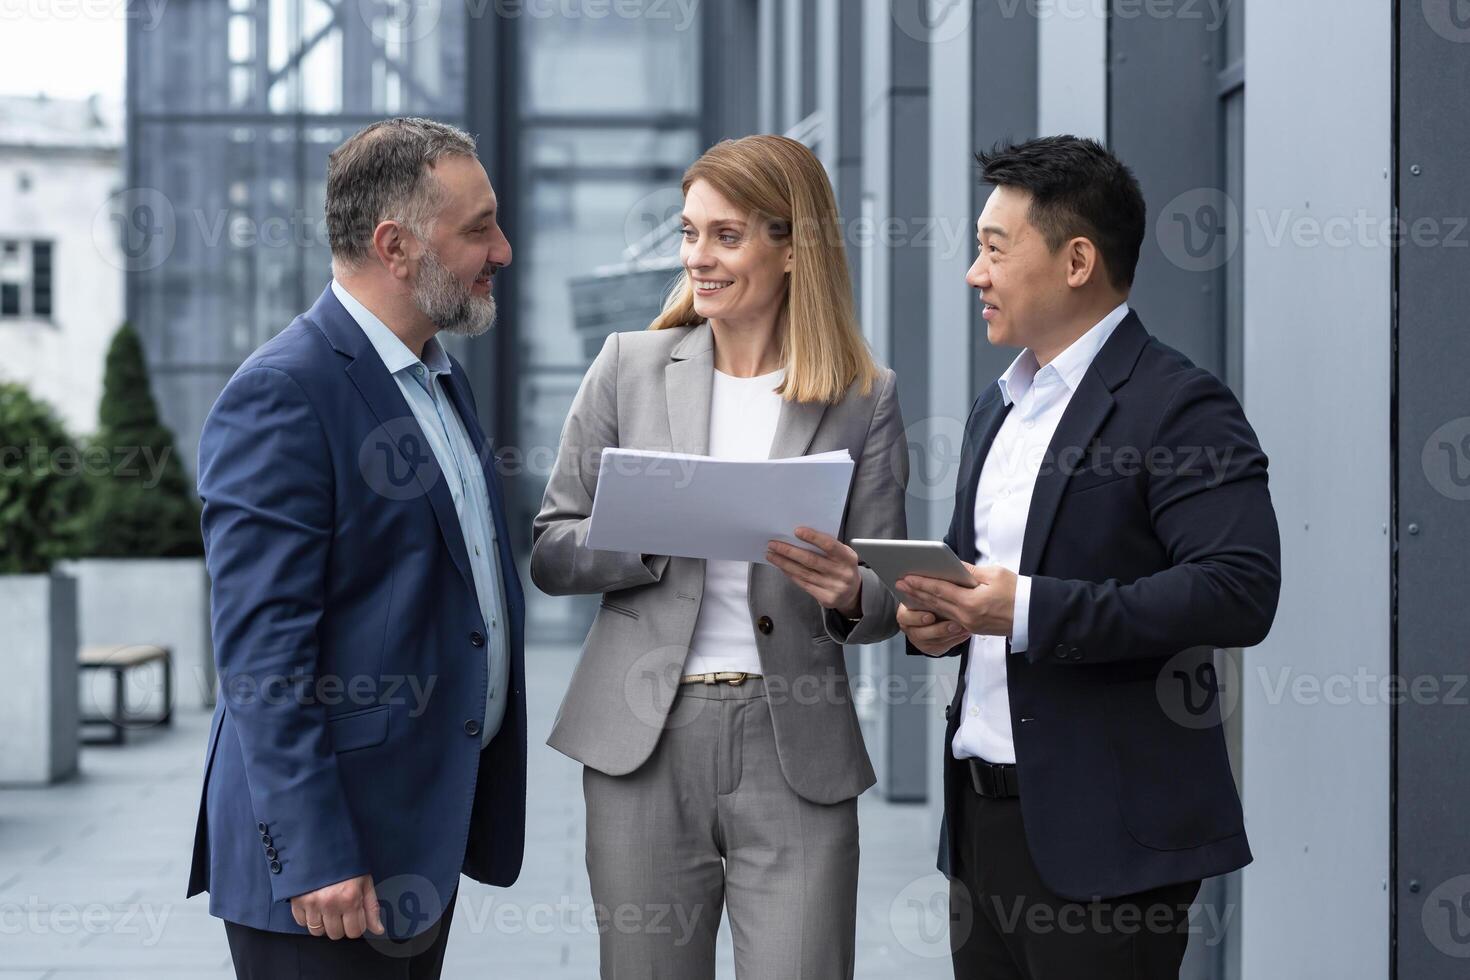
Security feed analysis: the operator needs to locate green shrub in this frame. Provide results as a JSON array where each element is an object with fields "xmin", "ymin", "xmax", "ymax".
[
  {"xmin": 82, "ymin": 324, "xmax": 203, "ymax": 558},
  {"xmin": 0, "ymin": 383, "xmax": 90, "ymax": 574}
]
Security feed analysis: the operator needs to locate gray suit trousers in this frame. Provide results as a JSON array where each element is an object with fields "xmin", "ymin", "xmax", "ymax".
[{"xmin": 583, "ymin": 678, "xmax": 859, "ymax": 980}]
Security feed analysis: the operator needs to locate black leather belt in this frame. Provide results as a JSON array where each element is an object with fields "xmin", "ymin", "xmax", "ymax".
[{"xmin": 968, "ymin": 758, "xmax": 1021, "ymax": 798}]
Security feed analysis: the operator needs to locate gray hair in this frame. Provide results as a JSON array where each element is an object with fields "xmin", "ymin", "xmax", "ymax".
[{"xmin": 325, "ymin": 117, "xmax": 478, "ymax": 269}]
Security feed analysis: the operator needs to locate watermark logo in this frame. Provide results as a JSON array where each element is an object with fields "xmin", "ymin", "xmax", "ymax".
[
  {"xmin": 93, "ymin": 187, "xmax": 176, "ymax": 272},
  {"xmin": 358, "ymin": 418, "xmax": 442, "ymax": 501},
  {"xmin": 1422, "ymin": 417, "xmax": 1470, "ymax": 501},
  {"xmin": 1423, "ymin": 875, "xmax": 1470, "ymax": 957},
  {"xmin": 1156, "ymin": 188, "xmax": 1240, "ymax": 273},
  {"xmin": 367, "ymin": 874, "xmax": 446, "ymax": 954},
  {"xmin": 891, "ymin": 0, "xmax": 973, "ymax": 44},
  {"xmin": 1157, "ymin": 647, "xmax": 1240, "ymax": 729},
  {"xmin": 1423, "ymin": 0, "xmax": 1470, "ymax": 43},
  {"xmin": 358, "ymin": 0, "xmax": 443, "ymax": 44},
  {"xmin": 889, "ymin": 873, "xmax": 970, "ymax": 958},
  {"xmin": 622, "ymin": 186, "xmax": 687, "ymax": 267}
]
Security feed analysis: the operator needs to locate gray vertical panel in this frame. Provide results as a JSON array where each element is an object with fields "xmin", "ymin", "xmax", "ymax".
[
  {"xmin": 702, "ymin": 0, "xmax": 760, "ymax": 144},
  {"xmin": 970, "ymin": 0, "xmax": 1038, "ymax": 391},
  {"xmin": 1396, "ymin": 3, "xmax": 1470, "ymax": 977},
  {"xmin": 1239, "ymin": 1, "xmax": 1391, "ymax": 977},
  {"xmin": 861, "ymin": 0, "xmax": 929, "ymax": 802},
  {"xmin": 1107, "ymin": 2, "xmax": 1222, "ymax": 376},
  {"xmin": 463, "ymin": 10, "xmax": 517, "ymax": 449}
]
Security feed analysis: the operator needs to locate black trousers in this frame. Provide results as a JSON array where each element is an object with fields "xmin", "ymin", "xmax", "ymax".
[
  {"xmin": 948, "ymin": 784, "xmax": 1199, "ymax": 979},
  {"xmin": 223, "ymin": 888, "xmax": 457, "ymax": 980}
]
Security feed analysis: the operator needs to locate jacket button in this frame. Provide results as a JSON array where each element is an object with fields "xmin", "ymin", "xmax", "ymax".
[
  {"xmin": 269, "ymin": 860, "xmax": 282, "ymax": 874},
  {"xmin": 257, "ymin": 822, "xmax": 268, "ymax": 833},
  {"xmin": 261, "ymin": 834, "xmax": 273, "ymax": 846},
  {"xmin": 265, "ymin": 847, "xmax": 278, "ymax": 860},
  {"xmin": 464, "ymin": 719, "xmax": 481, "ymax": 737},
  {"xmin": 470, "ymin": 631, "xmax": 485, "ymax": 647},
  {"xmin": 944, "ymin": 703, "xmax": 953, "ymax": 720},
  {"xmin": 757, "ymin": 616, "xmax": 773, "ymax": 635}
]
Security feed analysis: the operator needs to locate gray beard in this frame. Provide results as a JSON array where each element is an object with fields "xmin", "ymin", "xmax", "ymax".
[{"xmin": 412, "ymin": 247, "xmax": 496, "ymax": 338}]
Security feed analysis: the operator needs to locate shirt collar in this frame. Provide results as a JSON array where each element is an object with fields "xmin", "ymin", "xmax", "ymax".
[
  {"xmin": 996, "ymin": 301, "xmax": 1130, "ymax": 407},
  {"xmin": 331, "ymin": 279, "xmax": 452, "ymax": 380}
]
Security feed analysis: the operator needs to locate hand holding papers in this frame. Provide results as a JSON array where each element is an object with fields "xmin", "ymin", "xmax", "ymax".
[{"xmin": 584, "ymin": 448, "xmax": 855, "ymax": 564}]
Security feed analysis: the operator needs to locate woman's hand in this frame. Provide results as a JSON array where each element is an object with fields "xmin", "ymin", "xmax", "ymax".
[{"xmin": 766, "ymin": 527, "xmax": 863, "ymax": 618}]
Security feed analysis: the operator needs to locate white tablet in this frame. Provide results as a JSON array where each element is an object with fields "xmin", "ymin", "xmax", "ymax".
[{"xmin": 851, "ymin": 538, "xmax": 974, "ymax": 614}]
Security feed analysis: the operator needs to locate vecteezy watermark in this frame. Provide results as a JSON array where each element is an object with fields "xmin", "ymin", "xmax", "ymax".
[
  {"xmin": 93, "ymin": 187, "xmax": 176, "ymax": 273},
  {"xmin": 0, "ymin": 440, "xmax": 174, "ymax": 487},
  {"xmin": 1156, "ymin": 646, "xmax": 1241, "ymax": 731},
  {"xmin": 0, "ymin": 898, "xmax": 172, "ymax": 945},
  {"xmin": 218, "ymin": 670, "xmax": 439, "ymax": 717},
  {"xmin": 984, "ymin": 894, "xmax": 1234, "ymax": 946},
  {"xmin": 367, "ymin": 874, "xmax": 447, "ymax": 956},
  {"xmin": 890, "ymin": 0, "xmax": 973, "ymax": 45},
  {"xmin": 895, "ymin": 414, "xmax": 968, "ymax": 504},
  {"xmin": 1422, "ymin": 0, "xmax": 1470, "ymax": 44},
  {"xmin": 480, "ymin": 0, "xmax": 700, "ymax": 29},
  {"xmin": 893, "ymin": 0, "xmax": 1232, "ymax": 42},
  {"xmin": 1423, "ymin": 875, "xmax": 1470, "ymax": 958},
  {"xmin": 0, "ymin": 0, "xmax": 170, "ymax": 30},
  {"xmin": 359, "ymin": 419, "xmax": 446, "ymax": 501},
  {"xmin": 1157, "ymin": 188, "xmax": 1469, "ymax": 272},
  {"xmin": 890, "ymin": 873, "xmax": 970, "ymax": 958},
  {"xmin": 1160, "ymin": 659, "xmax": 1470, "ymax": 727},
  {"xmin": 1422, "ymin": 417, "xmax": 1470, "ymax": 502},
  {"xmin": 1156, "ymin": 187, "xmax": 1241, "ymax": 273}
]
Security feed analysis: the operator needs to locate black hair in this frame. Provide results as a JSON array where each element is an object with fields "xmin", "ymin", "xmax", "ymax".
[{"xmin": 976, "ymin": 136, "xmax": 1146, "ymax": 290}]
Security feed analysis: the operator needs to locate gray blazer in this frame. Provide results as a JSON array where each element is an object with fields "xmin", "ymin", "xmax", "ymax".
[{"xmin": 531, "ymin": 323, "xmax": 908, "ymax": 804}]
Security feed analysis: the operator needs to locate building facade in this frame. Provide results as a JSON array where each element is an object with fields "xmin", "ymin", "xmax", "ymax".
[
  {"xmin": 0, "ymin": 93, "xmax": 123, "ymax": 435},
  {"xmin": 127, "ymin": 2, "xmax": 1470, "ymax": 975}
]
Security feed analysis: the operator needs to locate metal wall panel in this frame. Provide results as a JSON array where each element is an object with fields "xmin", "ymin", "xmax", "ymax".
[
  {"xmin": 1395, "ymin": 2, "xmax": 1470, "ymax": 975},
  {"xmin": 1239, "ymin": 2, "xmax": 1392, "ymax": 976}
]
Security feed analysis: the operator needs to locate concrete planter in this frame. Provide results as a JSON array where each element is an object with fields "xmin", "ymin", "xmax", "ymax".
[
  {"xmin": 60, "ymin": 557, "xmax": 214, "ymax": 712},
  {"xmin": 0, "ymin": 573, "xmax": 79, "ymax": 785}
]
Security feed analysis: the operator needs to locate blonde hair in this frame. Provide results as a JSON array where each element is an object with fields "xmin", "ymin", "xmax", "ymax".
[{"xmin": 649, "ymin": 135, "xmax": 879, "ymax": 404}]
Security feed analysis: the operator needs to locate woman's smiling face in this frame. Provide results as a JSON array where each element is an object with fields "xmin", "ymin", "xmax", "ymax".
[{"xmin": 680, "ymin": 178, "xmax": 792, "ymax": 327}]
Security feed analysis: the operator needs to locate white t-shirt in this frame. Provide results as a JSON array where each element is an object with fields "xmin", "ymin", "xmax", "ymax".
[{"xmin": 683, "ymin": 367, "xmax": 786, "ymax": 676}]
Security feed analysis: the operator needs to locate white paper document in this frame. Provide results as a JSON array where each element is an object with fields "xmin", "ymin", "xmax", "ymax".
[{"xmin": 584, "ymin": 447, "xmax": 856, "ymax": 564}]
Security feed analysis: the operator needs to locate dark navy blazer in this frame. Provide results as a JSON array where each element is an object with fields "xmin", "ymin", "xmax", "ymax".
[
  {"xmin": 924, "ymin": 310, "xmax": 1281, "ymax": 900},
  {"xmin": 187, "ymin": 285, "xmax": 526, "ymax": 938}
]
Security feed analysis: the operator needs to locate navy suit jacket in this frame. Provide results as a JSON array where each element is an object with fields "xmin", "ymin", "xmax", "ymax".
[
  {"xmin": 926, "ymin": 310, "xmax": 1281, "ymax": 900},
  {"xmin": 187, "ymin": 285, "xmax": 526, "ymax": 938}
]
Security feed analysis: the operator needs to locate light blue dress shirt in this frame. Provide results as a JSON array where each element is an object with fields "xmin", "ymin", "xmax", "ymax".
[{"xmin": 331, "ymin": 279, "xmax": 509, "ymax": 747}]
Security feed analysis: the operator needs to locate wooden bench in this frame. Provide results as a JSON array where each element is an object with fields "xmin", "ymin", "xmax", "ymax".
[{"xmin": 79, "ymin": 644, "xmax": 174, "ymax": 745}]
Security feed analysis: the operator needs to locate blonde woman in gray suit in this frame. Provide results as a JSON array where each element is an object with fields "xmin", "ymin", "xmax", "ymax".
[{"xmin": 531, "ymin": 135, "xmax": 908, "ymax": 979}]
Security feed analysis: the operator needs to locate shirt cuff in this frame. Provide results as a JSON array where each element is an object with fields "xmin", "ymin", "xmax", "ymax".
[{"xmin": 1010, "ymin": 574, "xmax": 1031, "ymax": 654}]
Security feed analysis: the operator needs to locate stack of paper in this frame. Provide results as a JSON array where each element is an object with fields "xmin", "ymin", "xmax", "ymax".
[{"xmin": 585, "ymin": 448, "xmax": 855, "ymax": 564}]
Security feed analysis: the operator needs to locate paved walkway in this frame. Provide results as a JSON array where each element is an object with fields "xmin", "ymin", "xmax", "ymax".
[{"xmin": 0, "ymin": 643, "xmax": 953, "ymax": 978}]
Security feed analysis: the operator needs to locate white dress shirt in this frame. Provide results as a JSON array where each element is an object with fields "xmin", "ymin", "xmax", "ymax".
[
  {"xmin": 951, "ymin": 302, "xmax": 1130, "ymax": 764},
  {"xmin": 683, "ymin": 367, "xmax": 786, "ymax": 676}
]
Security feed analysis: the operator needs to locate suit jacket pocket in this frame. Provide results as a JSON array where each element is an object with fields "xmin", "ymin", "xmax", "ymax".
[{"xmin": 327, "ymin": 704, "xmax": 390, "ymax": 753}]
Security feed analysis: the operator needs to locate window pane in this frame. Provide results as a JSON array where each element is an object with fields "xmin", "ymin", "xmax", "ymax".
[
  {"xmin": 32, "ymin": 243, "xmax": 52, "ymax": 318},
  {"xmin": 520, "ymin": 1, "xmax": 701, "ymax": 114},
  {"xmin": 1, "ymin": 283, "xmax": 19, "ymax": 317}
]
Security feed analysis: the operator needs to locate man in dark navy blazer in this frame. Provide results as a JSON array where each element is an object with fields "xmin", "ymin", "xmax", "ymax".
[
  {"xmin": 187, "ymin": 118, "xmax": 525, "ymax": 979},
  {"xmin": 896, "ymin": 137, "xmax": 1280, "ymax": 978}
]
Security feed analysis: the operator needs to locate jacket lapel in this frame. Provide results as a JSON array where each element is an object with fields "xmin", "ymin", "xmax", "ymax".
[
  {"xmin": 441, "ymin": 369, "xmax": 526, "ymax": 621},
  {"xmin": 1016, "ymin": 311, "xmax": 1152, "ymax": 576},
  {"xmin": 954, "ymin": 388, "xmax": 1011, "ymax": 563},
  {"xmin": 768, "ymin": 397, "xmax": 827, "ymax": 460},
  {"xmin": 665, "ymin": 324, "xmax": 714, "ymax": 456},
  {"xmin": 308, "ymin": 286, "xmax": 477, "ymax": 597}
]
